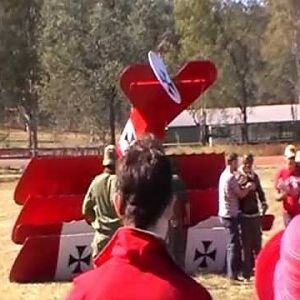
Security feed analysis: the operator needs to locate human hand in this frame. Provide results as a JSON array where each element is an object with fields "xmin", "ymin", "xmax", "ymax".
[
  {"xmin": 276, "ymin": 191, "xmax": 287, "ymax": 202},
  {"xmin": 261, "ymin": 202, "xmax": 268, "ymax": 215},
  {"xmin": 246, "ymin": 182, "xmax": 256, "ymax": 191}
]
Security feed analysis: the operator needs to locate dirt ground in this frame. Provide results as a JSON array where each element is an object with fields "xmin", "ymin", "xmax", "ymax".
[{"xmin": 0, "ymin": 159, "xmax": 283, "ymax": 300}]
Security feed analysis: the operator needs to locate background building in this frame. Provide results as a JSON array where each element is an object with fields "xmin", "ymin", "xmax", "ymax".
[{"xmin": 166, "ymin": 104, "xmax": 300, "ymax": 145}]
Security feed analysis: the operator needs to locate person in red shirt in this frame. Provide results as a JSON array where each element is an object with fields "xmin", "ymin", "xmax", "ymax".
[
  {"xmin": 66, "ymin": 135, "xmax": 212, "ymax": 300},
  {"xmin": 275, "ymin": 145, "xmax": 300, "ymax": 226}
]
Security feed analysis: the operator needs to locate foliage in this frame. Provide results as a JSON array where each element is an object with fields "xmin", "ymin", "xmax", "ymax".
[
  {"xmin": 0, "ymin": 0, "xmax": 299, "ymax": 146},
  {"xmin": 173, "ymin": 0, "xmax": 268, "ymax": 142}
]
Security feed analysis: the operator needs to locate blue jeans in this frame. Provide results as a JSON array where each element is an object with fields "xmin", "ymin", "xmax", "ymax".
[
  {"xmin": 240, "ymin": 216, "xmax": 262, "ymax": 279},
  {"xmin": 221, "ymin": 217, "xmax": 241, "ymax": 279}
]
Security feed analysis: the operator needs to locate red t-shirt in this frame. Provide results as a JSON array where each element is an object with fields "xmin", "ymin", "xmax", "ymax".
[
  {"xmin": 66, "ymin": 228, "xmax": 212, "ymax": 300},
  {"xmin": 275, "ymin": 167, "xmax": 300, "ymax": 216}
]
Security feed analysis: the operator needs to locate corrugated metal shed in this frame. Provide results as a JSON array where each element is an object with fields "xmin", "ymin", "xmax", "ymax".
[{"xmin": 169, "ymin": 104, "xmax": 300, "ymax": 127}]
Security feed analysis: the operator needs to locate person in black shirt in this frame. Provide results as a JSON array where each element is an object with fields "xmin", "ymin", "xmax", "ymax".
[{"xmin": 236, "ymin": 154, "xmax": 268, "ymax": 280}]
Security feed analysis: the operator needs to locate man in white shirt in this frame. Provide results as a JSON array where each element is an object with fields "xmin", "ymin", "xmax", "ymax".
[{"xmin": 219, "ymin": 153, "xmax": 254, "ymax": 281}]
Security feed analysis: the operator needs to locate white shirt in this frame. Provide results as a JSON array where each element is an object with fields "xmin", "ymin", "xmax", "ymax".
[{"xmin": 218, "ymin": 167, "xmax": 242, "ymax": 218}]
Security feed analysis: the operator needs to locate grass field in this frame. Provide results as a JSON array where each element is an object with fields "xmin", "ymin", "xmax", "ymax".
[{"xmin": 0, "ymin": 161, "xmax": 283, "ymax": 300}]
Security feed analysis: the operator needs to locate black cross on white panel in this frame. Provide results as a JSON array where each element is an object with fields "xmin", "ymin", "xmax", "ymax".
[
  {"xmin": 68, "ymin": 245, "xmax": 92, "ymax": 274},
  {"xmin": 194, "ymin": 240, "xmax": 217, "ymax": 269}
]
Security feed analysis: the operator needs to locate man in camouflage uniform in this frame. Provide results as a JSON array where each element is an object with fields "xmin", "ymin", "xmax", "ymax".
[
  {"xmin": 82, "ymin": 145, "xmax": 121, "ymax": 258},
  {"xmin": 167, "ymin": 159, "xmax": 189, "ymax": 270}
]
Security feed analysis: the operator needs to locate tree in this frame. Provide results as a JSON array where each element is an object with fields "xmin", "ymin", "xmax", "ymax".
[
  {"xmin": 288, "ymin": 0, "xmax": 300, "ymax": 103},
  {"xmin": 173, "ymin": 0, "xmax": 267, "ymax": 142},
  {"xmin": 0, "ymin": 0, "xmax": 42, "ymax": 151},
  {"xmin": 39, "ymin": 0, "xmax": 175, "ymax": 144},
  {"xmin": 261, "ymin": 1, "xmax": 298, "ymax": 105}
]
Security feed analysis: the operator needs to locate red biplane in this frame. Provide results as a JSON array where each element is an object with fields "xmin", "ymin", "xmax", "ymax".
[{"xmin": 10, "ymin": 52, "xmax": 228, "ymax": 282}]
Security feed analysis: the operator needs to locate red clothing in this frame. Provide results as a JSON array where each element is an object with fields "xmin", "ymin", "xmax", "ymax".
[
  {"xmin": 67, "ymin": 227, "xmax": 212, "ymax": 300},
  {"xmin": 275, "ymin": 167, "xmax": 300, "ymax": 216}
]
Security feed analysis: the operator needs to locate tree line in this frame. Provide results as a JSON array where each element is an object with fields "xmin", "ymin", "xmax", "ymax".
[{"xmin": 0, "ymin": 0, "xmax": 299, "ymax": 148}]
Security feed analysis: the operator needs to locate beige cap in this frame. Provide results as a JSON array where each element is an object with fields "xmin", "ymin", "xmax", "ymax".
[
  {"xmin": 284, "ymin": 144, "xmax": 296, "ymax": 159},
  {"xmin": 102, "ymin": 145, "xmax": 116, "ymax": 166}
]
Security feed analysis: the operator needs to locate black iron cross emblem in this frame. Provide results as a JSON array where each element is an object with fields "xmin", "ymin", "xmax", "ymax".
[
  {"xmin": 68, "ymin": 245, "xmax": 91, "ymax": 274},
  {"xmin": 194, "ymin": 241, "xmax": 217, "ymax": 268}
]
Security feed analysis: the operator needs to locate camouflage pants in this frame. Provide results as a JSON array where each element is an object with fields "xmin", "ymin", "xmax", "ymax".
[{"xmin": 91, "ymin": 232, "xmax": 110, "ymax": 259}]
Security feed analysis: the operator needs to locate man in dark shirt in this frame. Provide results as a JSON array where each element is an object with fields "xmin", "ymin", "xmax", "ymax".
[{"xmin": 236, "ymin": 154, "xmax": 268, "ymax": 280}]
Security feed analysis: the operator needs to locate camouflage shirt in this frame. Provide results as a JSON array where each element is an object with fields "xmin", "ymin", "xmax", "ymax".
[{"xmin": 82, "ymin": 170, "xmax": 121, "ymax": 255}]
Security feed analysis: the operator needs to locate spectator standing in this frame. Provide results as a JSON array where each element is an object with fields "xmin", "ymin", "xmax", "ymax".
[
  {"xmin": 67, "ymin": 136, "xmax": 212, "ymax": 300},
  {"xmin": 82, "ymin": 145, "xmax": 121, "ymax": 258},
  {"xmin": 275, "ymin": 145, "xmax": 300, "ymax": 227},
  {"xmin": 236, "ymin": 154, "xmax": 268, "ymax": 280},
  {"xmin": 219, "ymin": 153, "xmax": 254, "ymax": 281}
]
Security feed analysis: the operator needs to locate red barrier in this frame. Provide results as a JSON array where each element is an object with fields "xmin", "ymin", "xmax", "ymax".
[
  {"xmin": 13, "ymin": 220, "xmax": 93, "ymax": 245},
  {"xmin": 10, "ymin": 235, "xmax": 59, "ymax": 283},
  {"xmin": 188, "ymin": 189, "xmax": 219, "ymax": 226},
  {"xmin": 13, "ymin": 224, "xmax": 62, "ymax": 245},
  {"xmin": 10, "ymin": 232, "xmax": 94, "ymax": 283},
  {"xmin": 14, "ymin": 156, "xmax": 102, "ymax": 205},
  {"xmin": 12, "ymin": 194, "xmax": 84, "ymax": 244},
  {"xmin": 170, "ymin": 153, "xmax": 225, "ymax": 190}
]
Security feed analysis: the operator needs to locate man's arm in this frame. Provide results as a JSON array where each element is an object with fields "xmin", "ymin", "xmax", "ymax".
[
  {"xmin": 274, "ymin": 170, "xmax": 287, "ymax": 202},
  {"xmin": 255, "ymin": 174, "xmax": 266, "ymax": 203},
  {"xmin": 82, "ymin": 180, "xmax": 96, "ymax": 224},
  {"xmin": 275, "ymin": 190, "xmax": 287, "ymax": 202},
  {"xmin": 255, "ymin": 173, "xmax": 268, "ymax": 214},
  {"xmin": 108, "ymin": 175, "xmax": 118, "ymax": 204},
  {"xmin": 230, "ymin": 177, "xmax": 253, "ymax": 199}
]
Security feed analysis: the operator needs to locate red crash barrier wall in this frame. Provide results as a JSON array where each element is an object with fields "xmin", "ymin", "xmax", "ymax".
[
  {"xmin": 12, "ymin": 194, "xmax": 84, "ymax": 244},
  {"xmin": 13, "ymin": 224, "xmax": 63, "ymax": 245},
  {"xmin": 188, "ymin": 189, "xmax": 219, "ymax": 226},
  {"xmin": 14, "ymin": 156, "xmax": 103, "ymax": 205},
  {"xmin": 10, "ymin": 235, "xmax": 60, "ymax": 283},
  {"xmin": 170, "ymin": 153, "xmax": 225, "ymax": 190}
]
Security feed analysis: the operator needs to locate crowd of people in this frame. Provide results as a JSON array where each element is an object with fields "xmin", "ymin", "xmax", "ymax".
[
  {"xmin": 219, "ymin": 145, "xmax": 300, "ymax": 284},
  {"xmin": 219, "ymin": 152, "xmax": 267, "ymax": 282},
  {"xmin": 65, "ymin": 136, "xmax": 300, "ymax": 299}
]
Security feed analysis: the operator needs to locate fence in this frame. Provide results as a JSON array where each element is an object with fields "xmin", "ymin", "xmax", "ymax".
[{"xmin": 0, "ymin": 147, "xmax": 101, "ymax": 160}]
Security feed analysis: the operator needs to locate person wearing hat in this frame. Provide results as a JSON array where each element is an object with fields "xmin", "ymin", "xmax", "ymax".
[
  {"xmin": 236, "ymin": 153, "xmax": 268, "ymax": 280},
  {"xmin": 82, "ymin": 144, "xmax": 121, "ymax": 258},
  {"xmin": 67, "ymin": 136, "xmax": 212, "ymax": 300},
  {"xmin": 219, "ymin": 153, "xmax": 255, "ymax": 281},
  {"xmin": 275, "ymin": 144, "xmax": 300, "ymax": 227}
]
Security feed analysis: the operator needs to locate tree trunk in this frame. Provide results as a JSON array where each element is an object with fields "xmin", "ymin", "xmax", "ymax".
[
  {"xmin": 241, "ymin": 107, "xmax": 249, "ymax": 144},
  {"xmin": 21, "ymin": 106, "xmax": 38, "ymax": 156},
  {"xmin": 31, "ymin": 115, "xmax": 38, "ymax": 154},
  {"xmin": 26, "ymin": 117, "xmax": 38, "ymax": 156}
]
